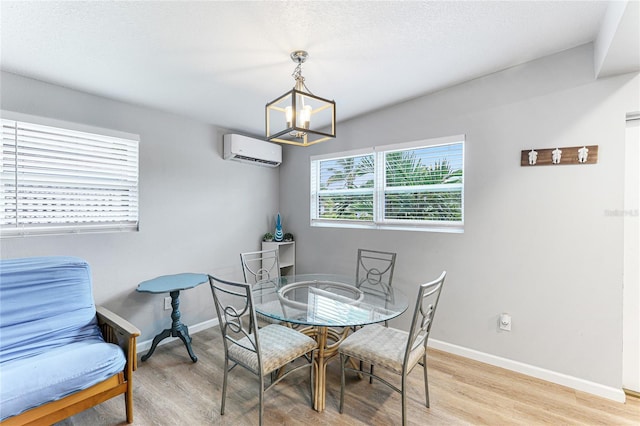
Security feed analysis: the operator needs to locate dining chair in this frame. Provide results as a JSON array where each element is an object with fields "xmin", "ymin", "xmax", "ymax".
[
  {"xmin": 240, "ymin": 249, "xmax": 281, "ymax": 327},
  {"xmin": 354, "ymin": 249, "xmax": 397, "ymax": 377},
  {"xmin": 208, "ymin": 275, "xmax": 317, "ymax": 426},
  {"xmin": 338, "ymin": 271, "xmax": 446, "ymax": 426},
  {"xmin": 240, "ymin": 248, "xmax": 281, "ymax": 284},
  {"xmin": 356, "ymin": 248, "xmax": 397, "ymax": 299}
]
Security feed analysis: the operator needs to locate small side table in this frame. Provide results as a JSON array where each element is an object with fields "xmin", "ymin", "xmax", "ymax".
[{"xmin": 137, "ymin": 273, "xmax": 209, "ymax": 363}]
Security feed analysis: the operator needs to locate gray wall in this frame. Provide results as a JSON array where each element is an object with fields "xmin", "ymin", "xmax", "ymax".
[
  {"xmin": 1, "ymin": 42, "xmax": 638, "ymax": 392},
  {"xmin": 0, "ymin": 71, "xmax": 279, "ymax": 342},
  {"xmin": 279, "ymin": 44, "xmax": 639, "ymax": 389}
]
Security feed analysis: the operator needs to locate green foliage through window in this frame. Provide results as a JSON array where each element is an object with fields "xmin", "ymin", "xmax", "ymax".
[
  {"xmin": 317, "ymin": 154, "xmax": 374, "ymax": 221},
  {"xmin": 311, "ymin": 136, "xmax": 464, "ymax": 231}
]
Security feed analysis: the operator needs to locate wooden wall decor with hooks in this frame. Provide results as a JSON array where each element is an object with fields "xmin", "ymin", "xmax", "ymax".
[{"xmin": 521, "ymin": 145, "xmax": 598, "ymax": 166}]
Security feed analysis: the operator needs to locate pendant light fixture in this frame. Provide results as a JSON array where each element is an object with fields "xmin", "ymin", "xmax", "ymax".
[{"xmin": 266, "ymin": 50, "xmax": 336, "ymax": 146}]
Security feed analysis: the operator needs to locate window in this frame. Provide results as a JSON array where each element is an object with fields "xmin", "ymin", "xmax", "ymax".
[
  {"xmin": 1, "ymin": 112, "xmax": 139, "ymax": 237},
  {"xmin": 310, "ymin": 135, "xmax": 464, "ymax": 232}
]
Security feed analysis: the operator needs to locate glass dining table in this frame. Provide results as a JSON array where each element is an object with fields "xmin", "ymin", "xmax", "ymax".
[{"xmin": 252, "ymin": 274, "xmax": 409, "ymax": 412}]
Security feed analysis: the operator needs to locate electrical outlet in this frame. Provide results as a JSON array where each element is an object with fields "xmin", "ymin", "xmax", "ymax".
[
  {"xmin": 164, "ymin": 296, "xmax": 172, "ymax": 310},
  {"xmin": 499, "ymin": 313, "xmax": 512, "ymax": 331}
]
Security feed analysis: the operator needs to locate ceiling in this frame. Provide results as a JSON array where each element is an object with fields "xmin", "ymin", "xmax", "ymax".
[{"xmin": 1, "ymin": 1, "xmax": 638, "ymax": 138}]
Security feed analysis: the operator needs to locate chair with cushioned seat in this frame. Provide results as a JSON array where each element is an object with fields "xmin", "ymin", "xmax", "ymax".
[
  {"xmin": 208, "ymin": 274, "xmax": 317, "ymax": 426},
  {"xmin": 354, "ymin": 249, "xmax": 397, "ymax": 378},
  {"xmin": 240, "ymin": 249, "xmax": 283, "ymax": 327},
  {"xmin": 338, "ymin": 271, "xmax": 446, "ymax": 426}
]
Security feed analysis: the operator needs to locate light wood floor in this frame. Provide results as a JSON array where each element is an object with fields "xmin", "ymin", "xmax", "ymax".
[{"xmin": 57, "ymin": 327, "xmax": 639, "ymax": 425}]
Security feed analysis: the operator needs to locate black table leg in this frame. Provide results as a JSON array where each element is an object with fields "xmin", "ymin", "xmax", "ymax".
[{"xmin": 141, "ymin": 290, "xmax": 198, "ymax": 362}]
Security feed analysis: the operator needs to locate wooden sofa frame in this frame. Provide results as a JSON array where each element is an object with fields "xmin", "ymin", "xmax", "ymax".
[{"xmin": 1, "ymin": 306, "xmax": 140, "ymax": 426}]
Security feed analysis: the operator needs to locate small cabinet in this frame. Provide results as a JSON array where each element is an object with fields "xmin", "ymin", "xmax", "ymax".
[{"xmin": 262, "ymin": 241, "xmax": 295, "ymax": 276}]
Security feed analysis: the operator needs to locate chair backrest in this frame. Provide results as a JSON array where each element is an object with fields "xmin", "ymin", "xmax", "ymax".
[
  {"xmin": 240, "ymin": 249, "xmax": 281, "ymax": 285},
  {"xmin": 404, "ymin": 271, "xmax": 446, "ymax": 366},
  {"xmin": 208, "ymin": 275, "xmax": 262, "ymax": 367},
  {"xmin": 355, "ymin": 249, "xmax": 397, "ymax": 294}
]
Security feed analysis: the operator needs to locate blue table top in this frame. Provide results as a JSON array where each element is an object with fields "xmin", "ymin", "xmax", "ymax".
[{"xmin": 137, "ymin": 273, "xmax": 209, "ymax": 294}]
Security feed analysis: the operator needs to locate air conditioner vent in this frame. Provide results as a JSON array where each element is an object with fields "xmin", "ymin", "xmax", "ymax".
[{"xmin": 233, "ymin": 154, "xmax": 280, "ymax": 166}]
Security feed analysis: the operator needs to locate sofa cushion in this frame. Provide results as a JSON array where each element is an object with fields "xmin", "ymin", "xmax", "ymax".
[
  {"xmin": 0, "ymin": 338, "xmax": 126, "ymax": 420},
  {"xmin": 0, "ymin": 256, "xmax": 103, "ymax": 364}
]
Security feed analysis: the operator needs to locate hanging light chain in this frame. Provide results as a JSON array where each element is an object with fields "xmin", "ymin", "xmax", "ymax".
[{"xmin": 292, "ymin": 62, "xmax": 313, "ymax": 94}]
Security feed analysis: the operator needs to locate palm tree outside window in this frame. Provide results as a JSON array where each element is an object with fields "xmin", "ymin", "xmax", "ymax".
[{"xmin": 310, "ymin": 135, "xmax": 464, "ymax": 232}]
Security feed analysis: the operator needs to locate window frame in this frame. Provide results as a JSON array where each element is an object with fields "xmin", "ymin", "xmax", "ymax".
[
  {"xmin": 1, "ymin": 111, "xmax": 140, "ymax": 238},
  {"xmin": 310, "ymin": 135, "xmax": 464, "ymax": 233}
]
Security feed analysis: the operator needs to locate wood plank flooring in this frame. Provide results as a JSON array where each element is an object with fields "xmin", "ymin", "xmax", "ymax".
[{"xmin": 56, "ymin": 327, "xmax": 640, "ymax": 425}]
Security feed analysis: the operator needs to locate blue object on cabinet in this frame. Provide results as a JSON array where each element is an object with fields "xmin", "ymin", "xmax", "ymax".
[{"xmin": 274, "ymin": 212, "xmax": 284, "ymax": 242}]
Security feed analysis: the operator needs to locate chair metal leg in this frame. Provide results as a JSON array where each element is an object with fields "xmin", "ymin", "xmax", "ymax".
[
  {"xmin": 259, "ymin": 374, "xmax": 264, "ymax": 426},
  {"xmin": 401, "ymin": 373, "xmax": 407, "ymax": 426},
  {"xmin": 360, "ymin": 359, "xmax": 376, "ymax": 384},
  {"xmin": 221, "ymin": 357, "xmax": 229, "ymax": 415},
  {"xmin": 423, "ymin": 353, "xmax": 430, "ymax": 408},
  {"xmin": 339, "ymin": 354, "xmax": 346, "ymax": 414}
]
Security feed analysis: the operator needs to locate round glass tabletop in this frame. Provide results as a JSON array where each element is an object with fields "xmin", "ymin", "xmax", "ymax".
[{"xmin": 252, "ymin": 274, "xmax": 409, "ymax": 327}]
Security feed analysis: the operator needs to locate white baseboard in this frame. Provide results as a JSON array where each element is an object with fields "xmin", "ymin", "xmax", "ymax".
[
  {"xmin": 428, "ymin": 339, "xmax": 626, "ymax": 403},
  {"xmin": 136, "ymin": 322, "xmax": 625, "ymax": 403},
  {"xmin": 136, "ymin": 318, "xmax": 219, "ymax": 354}
]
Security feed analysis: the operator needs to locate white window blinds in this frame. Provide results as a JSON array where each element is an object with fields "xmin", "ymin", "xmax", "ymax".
[
  {"xmin": 383, "ymin": 143, "xmax": 463, "ymax": 223},
  {"xmin": 1, "ymin": 116, "xmax": 139, "ymax": 237},
  {"xmin": 312, "ymin": 152, "xmax": 375, "ymax": 222},
  {"xmin": 310, "ymin": 135, "xmax": 464, "ymax": 232}
]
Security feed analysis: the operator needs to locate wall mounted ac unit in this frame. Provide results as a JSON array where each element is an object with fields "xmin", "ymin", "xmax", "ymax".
[{"xmin": 223, "ymin": 134, "xmax": 282, "ymax": 167}]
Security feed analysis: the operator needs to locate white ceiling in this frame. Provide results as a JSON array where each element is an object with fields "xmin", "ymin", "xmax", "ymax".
[{"xmin": 1, "ymin": 1, "xmax": 638, "ymax": 137}]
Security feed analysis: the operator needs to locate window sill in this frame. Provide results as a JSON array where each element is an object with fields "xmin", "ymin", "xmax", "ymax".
[{"xmin": 310, "ymin": 220, "xmax": 464, "ymax": 234}]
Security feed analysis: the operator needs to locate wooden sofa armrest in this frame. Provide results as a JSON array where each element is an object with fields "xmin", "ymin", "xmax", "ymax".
[{"xmin": 96, "ymin": 306, "xmax": 141, "ymax": 372}]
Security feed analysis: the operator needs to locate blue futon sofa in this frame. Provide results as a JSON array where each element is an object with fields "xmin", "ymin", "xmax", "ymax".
[{"xmin": 0, "ymin": 256, "xmax": 140, "ymax": 424}]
